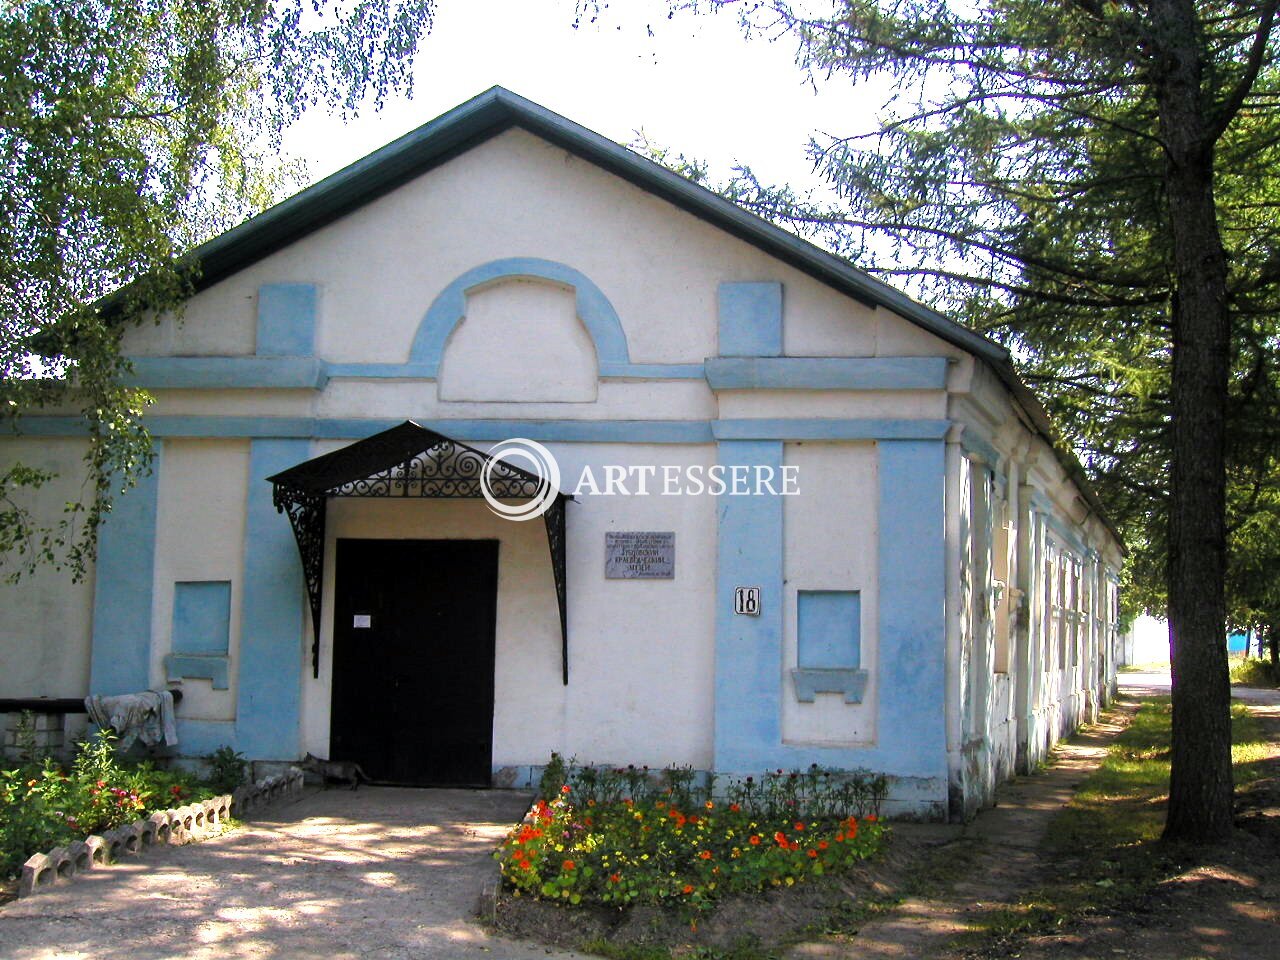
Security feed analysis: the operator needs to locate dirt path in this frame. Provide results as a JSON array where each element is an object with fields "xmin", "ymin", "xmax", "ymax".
[
  {"xmin": 787, "ymin": 707, "xmax": 1129, "ymax": 959},
  {"xmin": 0, "ymin": 786, "xmax": 589, "ymax": 960},
  {"xmin": 790, "ymin": 675, "xmax": 1280, "ymax": 960}
]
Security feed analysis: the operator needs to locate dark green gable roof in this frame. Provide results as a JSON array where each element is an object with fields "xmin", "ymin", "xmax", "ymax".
[
  {"xmin": 165, "ymin": 86, "xmax": 1125, "ymax": 550},
  {"xmin": 191, "ymin": 85, "xmax": 1007, "ymax": 365}
]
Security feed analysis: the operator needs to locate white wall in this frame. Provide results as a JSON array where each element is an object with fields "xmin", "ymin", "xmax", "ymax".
[
  {"xmin": 149, "ymin": 439, "xmax": 250, "ymax": 721},
  {"xmin": 304, "ymin": 442, "xmax": 720, "ymax": 772},
  {"xmin": 781, "ymin": 442, "xmax": 879, "ymax": 746},
  {"xmin": 0, "ymin": 437, "xmax": 96, "ymax": 699}
]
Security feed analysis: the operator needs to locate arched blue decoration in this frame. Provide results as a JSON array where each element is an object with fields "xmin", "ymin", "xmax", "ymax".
[{"xmin": 410, "ymin": 257, "xmax": 630, "ymax": 376}]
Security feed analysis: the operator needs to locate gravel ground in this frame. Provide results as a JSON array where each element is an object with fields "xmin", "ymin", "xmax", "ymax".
[{"xmin": 0, "ymin": 785, "xmax": 590, "ymax": 960}]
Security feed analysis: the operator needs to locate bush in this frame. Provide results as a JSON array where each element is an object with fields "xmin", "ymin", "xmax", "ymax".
[
  {"xmin": 1230, "ymin": 657, "xmax": 1278, "ymax": 687},
  {"xmin": 497, "ymin": 763, "xmax": 888, "ymax": 910},
  {"xmin": 1, "ymin": 730, "xmax": 219, "ymax": 878}
]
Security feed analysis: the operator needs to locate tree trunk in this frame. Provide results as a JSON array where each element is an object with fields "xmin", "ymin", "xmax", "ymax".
[
  {"xmin": 1269, "ymin": 622, "xmax": 1279, "ymax": 675},
  {"xmin": 1151, "ymin": 0, "xmax": 1235, "ymax": 843}
]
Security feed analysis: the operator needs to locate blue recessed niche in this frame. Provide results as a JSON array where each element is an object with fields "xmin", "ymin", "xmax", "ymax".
[
  {"xmin": 164, "ymin": 581, "xmax": 232, "ymax": 689},
  {"xmin": 792, "ymin": 590, "xmax": 868, "ymax": 703}
]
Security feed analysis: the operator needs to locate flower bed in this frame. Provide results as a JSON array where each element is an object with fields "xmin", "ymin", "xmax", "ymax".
[
  {"xmin": 495, "ymin": 762, "xmax": 887, "ymax": 910},
  {"xmin": 1, "ymin": 731, "xmax": 241, "ymax": 879}
]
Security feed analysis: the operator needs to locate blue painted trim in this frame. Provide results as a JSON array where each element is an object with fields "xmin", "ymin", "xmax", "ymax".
[
  {"xmin": 705, "ymin": 357, "xmax": 948, "ymax": 391},
  {"xmin": 13, "ymin": 416, "xmax": 716, "ymax": 443},
  {"xmin": 257, "ymin": 283, "xmax": 317, "ymax": 357},
  {"xmin": 122, "ymin": 356, "xmax": 325, "ymax": 389},
  {"xmin": 173, "ymin": 719, "xmax": 238, "ymax": 755},
  {"xmin": 410, "ymin": 258, "xmax": 630, "ymax": 375},
  {"xmin": 89, "ymin": 450, "xmax": 161, "ymax": 697},
  {"xmin": 234, "ymin": 440, "xmax": 309, "ymax": 760},
  {"xmin": 322, "ymin": 360, "xmax": 706, "ymax": 380},
  {"xmin": 791, "ymin": 668, "xmax": 869, "ymax": 704},
  {"xmin": 1044, "ymin": 511, "xmax": 1090, "ymax": 559},
  {"xmin": 959, "ymin": 429, "xmax": 1003, "ymax": 468},
  {"xmin": 599, "ymin": 362, "xmax": 706, "ymax": 380},
  {"xmin": 718, "ymin": 282, "xmax": 782, "ymax": 357},
  {"xmin": 713, "ymin": 419, "xmax": 951, "ymax": 441},
  {"xmin": 713, "ymin": 440, "xmax": 785, "ymax": 772},
  {"xmin": 164, "ymin": 653, "xmax": 230, "ymax": 690},
  {"xmin": 19, "ymin": 415, "xmax": 952, "ymax": 443}
]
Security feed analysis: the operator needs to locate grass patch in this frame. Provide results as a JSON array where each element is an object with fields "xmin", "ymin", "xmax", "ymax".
[
  {"xmin": 1230, "ymin": 657, "xmax": 1278, "ymax": 688},
  {"xmin": 1117, "ymin": 660, "xmax": 1170, "ymax": 673},
  {"xmin": 960, "ymin": 696, "xmax": 1270, "ymax": 948}
]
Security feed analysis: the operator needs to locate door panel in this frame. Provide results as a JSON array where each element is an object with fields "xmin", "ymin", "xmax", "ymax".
[{"xmin": 331, "ymin": 538, "xmax": 498, "ymax": 786}]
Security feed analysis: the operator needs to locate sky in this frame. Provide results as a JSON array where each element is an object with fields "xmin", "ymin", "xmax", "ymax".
[{"xmin": 281, "ymin": 0, "xmax": 885, "ymax": 199}]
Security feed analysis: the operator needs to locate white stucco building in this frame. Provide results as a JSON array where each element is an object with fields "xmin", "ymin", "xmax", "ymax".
[{"xmin": 1, "ymin": 88, "xmax": 1123, "ymax": 820}]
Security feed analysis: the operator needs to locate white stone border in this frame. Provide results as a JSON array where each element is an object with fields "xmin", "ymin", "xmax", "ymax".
[{"xmin": 17, "ymin": 768, "xmax": 304, "ymax": 898}]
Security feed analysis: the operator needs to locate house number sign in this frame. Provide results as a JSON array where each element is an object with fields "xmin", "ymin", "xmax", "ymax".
[
  {"xmin": 605, "ymin": 531, "xmax": 675, "ymax": 579},
  {"xmin": 734, "ymin": 586, "xmax": 762, "ymax": 616}
]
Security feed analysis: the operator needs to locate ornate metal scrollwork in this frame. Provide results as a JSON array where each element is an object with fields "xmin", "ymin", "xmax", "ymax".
[
  {"xmin": 543, "ymin": 494, "xmax": 569, "ymax": 684},
  {"xmin": 267, "ymin": 421, "xmax": 571, "ymax": 682}
]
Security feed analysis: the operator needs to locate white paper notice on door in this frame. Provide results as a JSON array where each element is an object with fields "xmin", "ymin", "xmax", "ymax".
[{"xmin": 353, "ymin": 614, "xmax": 372, "ymax": 629}]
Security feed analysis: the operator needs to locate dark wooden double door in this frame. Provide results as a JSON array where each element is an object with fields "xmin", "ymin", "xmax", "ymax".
[{"xmin": 330, "ymin": 538, "xmax": 498, "ymax": 786}]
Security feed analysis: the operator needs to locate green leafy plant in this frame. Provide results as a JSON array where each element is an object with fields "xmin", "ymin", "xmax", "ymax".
[
  {"xmin": 1, "ymin": 730, "xmax": 213, "ymax": 878},
  {"xmin": 205, "ymin": 746, "xmax": 248, "ymax": 794}
]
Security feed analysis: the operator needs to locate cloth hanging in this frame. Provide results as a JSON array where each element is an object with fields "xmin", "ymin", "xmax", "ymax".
[{"xmin": 84, "ymin": 690, "xmax": 179, "ymax": 749}]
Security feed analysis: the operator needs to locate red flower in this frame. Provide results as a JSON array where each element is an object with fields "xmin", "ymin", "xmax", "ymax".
[
  {"xmin": 682, "ymin": 884, "xmax": 694, "ymax": 894},
  {"xmin": 562, "ymin": 859, "xmax": 576, "ymax": 872},
  {"xmin": 699, "ymin": 850, "xmax": 713, "ymax": 860},
  {"xmin": 818, "ymin": 840, "xmax": 829, "ymax": 850},
  {"xmin": 749, "ymin": 835, "xmax": 761, "ymax": 845},
  {"xmin": 794, "ymin": 821, "xmax": 805, "ymax": 831},
  {"xmin": 729, "ymin": 803, "xmax": 741, "ymax": 813},
  {"xmin": 774, "ymin": 831, "xmax": 788, "ymax": 847},
  {"xmin": 807, "ymin": 849, "xmax": 818, "ymax": 859},
  {"xmin": 866, "ymin": 815, "xmax": 878, "ymax": 822},
  {"xmin": 560, "ymin": 785, "xmax": 571, "ymax": 794},
  {"xmin": 609, "ymin": 873, "xmax": 621, "ymax": 884}
]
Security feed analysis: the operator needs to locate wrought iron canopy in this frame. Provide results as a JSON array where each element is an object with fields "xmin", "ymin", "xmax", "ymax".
[{"xmin": 267, "ymin": 421, "xmax": 571, "ymax": 683}]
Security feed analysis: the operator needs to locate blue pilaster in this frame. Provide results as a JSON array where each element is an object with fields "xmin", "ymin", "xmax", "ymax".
[
  {"xmin": 718, "ymin": 282, "xmax": 783, "ymax": 357},
  {"xmin": 89, "ymin": 449, "xmax": 162, "ymax": 696},
  {"xmin": 875, "ymin": 440, "xmax": 948, "ymax": 774},
  {"xmin": 713, "ymin": 440, "xmax": 785, "ymax": 772},
  {"xmin": 234, "ymin": 439, "xmax": 309, "ymax": 759}
]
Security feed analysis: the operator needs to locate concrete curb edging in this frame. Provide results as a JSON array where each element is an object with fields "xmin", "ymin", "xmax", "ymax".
[{"xmin": 17, "ymin": 768, "xmax": 303, "ymax": 898}]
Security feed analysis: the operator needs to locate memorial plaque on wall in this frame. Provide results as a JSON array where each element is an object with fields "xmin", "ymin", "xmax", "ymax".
[{"xmin": 605, "ymin": 531, "xmax": 675, "ymax": 579}]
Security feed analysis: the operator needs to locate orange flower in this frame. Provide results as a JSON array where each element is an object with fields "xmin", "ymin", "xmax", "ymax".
[
  {"xmin": 699, "ymin": 850, "xmax": 713, "ymax": 860},
  {"xmin": 774, "ymin": 831, "xmax": 788, "ymax": 847},
  {"xmin": 562, "ymin": 859, "xmax": 576, "ymax": 871},
  {"xmin": 705, "ymin": 801, "xmax": 715, "ymax": 810},
  {"xmin": 835, "ymin": 832, "xmax": 845, "ymax": 843},
  {"xmin": 682, "ymin": 884, "xmax": 694, "ymax": 894},
  {"xmin": 688, "ymin": 814, "xmax": 700, "ymax": 825},
  {"xmin": 866, "ymin": 814, "xmax": 878, "ymax": 822},
  {"xmin": 807, "ymin": 849, "xmax": 818, "ymax": 858},
  {"xmin": 561, "ymin": 784, "xmax": 572, "ymax": 794},
  {"xmin": 609, "ymin": 873, "xmax": 621, "ymax": 884},
  {"xmin": 794, "ymin": 821, "xmax": 805, "ymax": 831},
  {"xmin": 847, "ymin": 821, "xmax": 859, "ymax": 839},
  {"xmin": 729, "ymin": 803, "xmax": 741, "ymax": 813},
  {"xmin": 789, "ymin": 841, "xmax": 800, "ymax": 851},
  {"xmin": 818, "ymin": 840, "xmax": 829, "ymax": 850},
  {"xmin": 749, "ymin": 835, "xmax": 761, "ymax": 845}
]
